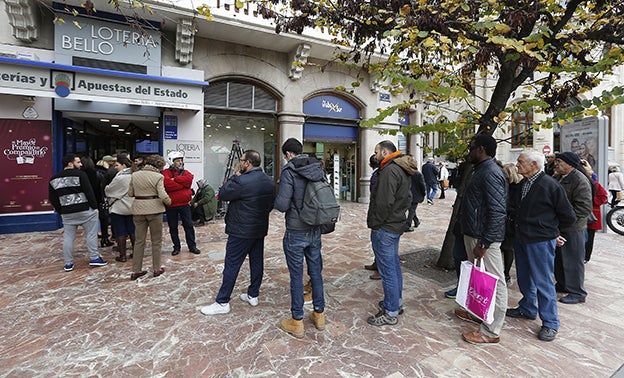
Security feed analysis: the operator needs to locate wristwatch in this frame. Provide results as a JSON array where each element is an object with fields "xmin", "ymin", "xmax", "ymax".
[{"xmin": 480, "ymin": 241, "xmax": 490, "ymax": 249}]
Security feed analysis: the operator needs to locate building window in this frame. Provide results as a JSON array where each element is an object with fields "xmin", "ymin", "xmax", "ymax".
[
  {"xmin": 204, "ymin": 81, "xmax": 277, "ymax": 112},
  {"xmin": 511, "ymin": 107, "xmax": 533, "ymax": 148}
]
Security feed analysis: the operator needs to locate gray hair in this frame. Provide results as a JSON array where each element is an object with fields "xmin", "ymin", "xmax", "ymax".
[{"xmin": 519, "ymin": 150, "xmax": 545, "ymax": 171}]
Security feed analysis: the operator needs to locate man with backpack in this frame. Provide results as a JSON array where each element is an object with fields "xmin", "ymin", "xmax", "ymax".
[{"xmin": 275, "ymin": 138, "xmax": 335, "ymax": 338}]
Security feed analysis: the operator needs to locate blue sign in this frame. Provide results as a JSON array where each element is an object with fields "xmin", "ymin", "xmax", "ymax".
[
  {"xmin": 164, "ymin": 115, "xmax": 178, "ymax": 140},
  {"xmin": 303, "ymin": 95, "xmax": 359, "ymax": 119},
  {"xmin": 380, "ymin": 93, "xmax": 391, "ymax": 103},
  {"xmin": 398, "ymin": 112, "xmax": 409, "ymax": 126}
]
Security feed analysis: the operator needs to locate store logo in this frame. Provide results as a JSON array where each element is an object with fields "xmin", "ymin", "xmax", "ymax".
[
  {"xmin": 322, "ymin": 99, "xmax": 343, "ymax": 113},
  {"xmin": 52, "ymin": 71, "xmax": 74, "ymax": 97}
]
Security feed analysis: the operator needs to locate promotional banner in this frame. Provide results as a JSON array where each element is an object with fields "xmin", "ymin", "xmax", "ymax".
[{"xmin": 0, "ymin": 119, "xmax": 54, "ymax": 214}]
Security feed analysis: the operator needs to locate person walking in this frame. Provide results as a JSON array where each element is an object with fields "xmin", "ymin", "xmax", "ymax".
[
  {"xmin": 507, "ymin": 150, "xmax": 576, "ymax": 341},
  {"xmin": 553, "ymin": 152, "xmax": 592, "ymax": 304},
  {"xmin": 454, "ymin": 134, "xmax": 508, "ymax": 345},
  {"xmin": 200, "ymin": 150, "xmax": 275, "ymax": 315},
  {"xmin": 275, "ymin": 138, "xmax": 327, "ymax": 338},
  {"xmin": 128, "ymin": 154, "xmax": 171, "ymax": 280},
  {"xmin": 163, "ymin": 151, "xmax": 200, "ymax": 255},
  {"xmin": 367, "ymin": 140, "xmax": 417, "ymax": 326},
  {"xmin": 422, "ymin": 157, "xmax": 439, "ymax": 204},
  {"xmin": 49, "ymin": 154, "xmax": 108, "ymax": 272},
  {"xmin": 438, "ymin": 162, "xmax": 449, "ymax": 199},
  {"xmin": 608, "ymin": 166, "xmax": 624, "ymax": 207},
  {"xmin": 104, "ymin": 156, "xmax": 135, "ymax": 262}
]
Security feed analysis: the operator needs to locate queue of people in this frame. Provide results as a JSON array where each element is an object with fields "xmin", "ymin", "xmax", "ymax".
[{"xmin": 48, "ymin": 135, "xmax": 606, "ymax": 343}]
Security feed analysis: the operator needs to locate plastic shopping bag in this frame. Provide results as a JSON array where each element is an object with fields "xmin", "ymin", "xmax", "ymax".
[{"xmin": 455, "ymin": 259, "xmax": 498, "ymax": 324}]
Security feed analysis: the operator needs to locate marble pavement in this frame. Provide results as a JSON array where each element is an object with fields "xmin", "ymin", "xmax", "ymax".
[{"xmin": 1, "ymin": 189, "xmax": 623, "ymax": 377}]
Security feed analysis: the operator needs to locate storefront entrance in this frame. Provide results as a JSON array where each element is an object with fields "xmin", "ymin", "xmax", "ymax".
[{"xmin": 303, "ymin": 141, "xmax": 357, "ymax": 201}]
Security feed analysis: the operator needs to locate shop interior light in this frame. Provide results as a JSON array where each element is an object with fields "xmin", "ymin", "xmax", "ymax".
[
  {"xmin": 153, "ymin": 121, "xmax": 159, "ymax": 124},
  {"xmin": 118, "ymin": 128, "xmax": 125, "ymax": 131},
  {"xmin": 100, "ymin": 119, "xmax": 110, "ymax": 122},
  {"xmin": 111, "ymin": 124, "xmax": 119, "ymax": 128},
  {"xmin": 125, "ymin": 132, "xmax": 131, "ymax": 135}
]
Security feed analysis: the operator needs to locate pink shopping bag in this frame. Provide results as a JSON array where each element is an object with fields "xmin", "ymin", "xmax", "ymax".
[{"xmin": 455, "ymin": 259, "xmax": 498, "ymax": 324}]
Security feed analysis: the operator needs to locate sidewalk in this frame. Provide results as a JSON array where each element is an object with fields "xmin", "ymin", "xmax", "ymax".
[{"xmin": 1, "ymin": 189, "xmax": 623, "ymax": 377}]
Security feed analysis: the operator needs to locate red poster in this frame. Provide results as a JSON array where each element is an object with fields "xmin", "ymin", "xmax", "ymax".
[{"xmin": 0, "ymin": 119, "xmax": 54, "ymax": 214}]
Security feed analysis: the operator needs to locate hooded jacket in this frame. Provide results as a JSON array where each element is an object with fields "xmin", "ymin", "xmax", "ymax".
[
  {"xmin": 367, "ymin": 152, "xmax": 417, "ymax": 234},
  {"xmin": 104, "ymin": 167, "xmax": 134, "ymax": 215},
  {"xmin": 275, "ymin": 154, "xmax": 326, "ymax": 230}
]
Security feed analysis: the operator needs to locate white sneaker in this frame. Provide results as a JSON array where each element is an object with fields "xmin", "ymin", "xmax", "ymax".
[
  {"xmin": 239, "ymin": 293, "xmax": 259, "ymax": 307},
  {"xmin": 200, "ymin": 302, "xmax": 230, "ymax": 315}
]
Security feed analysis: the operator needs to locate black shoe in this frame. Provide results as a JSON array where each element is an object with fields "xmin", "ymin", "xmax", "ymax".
[
  {"xmin": 559, "ymin": 295, "xmax": 585, "ymax": 304},
  {"xmin": 413, "ymin": 220, "xmax": 421, "ymax": 228},
  {"xmin": 404, "ymin": 227, "xmax": 414, "ymax": 232},
  {"xmin": 506, "ymin": 307, "xmax": 536, "ymax": 320},
  {"xmin": 189, "ymin": 248, "xmax": 201, "ymax": 255},
  {"xmin": 538, "ymin": 326, "xmax": 557, "ymax": 341},
  {"xmin": 172, "ymin": 248, "xmax": 181, "ymax": 256}
]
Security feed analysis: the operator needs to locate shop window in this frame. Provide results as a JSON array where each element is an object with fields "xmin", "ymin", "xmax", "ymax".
[{"xmin": 511, "ymin": 108, "xmax": 533, "ymax": 148}]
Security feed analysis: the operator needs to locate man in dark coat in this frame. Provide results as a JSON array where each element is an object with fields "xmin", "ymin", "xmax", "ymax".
[
  {"xmin": 200, "ymin": 150, "xmax": 275, "ymax": 315},
  {"xmin": 507, "ymin": 150, "xmax": 576, "ymax": 342},
  {"xmin": 454, "ymin": 134, "xmax": 508, "ymax": 345},
  {"xmin": 421, "ymin": 157, "xmax": 439, "ymax": 204},
  {"xmin": 405, "ymin": 161, "xmax": 426, "ymax": 231}
]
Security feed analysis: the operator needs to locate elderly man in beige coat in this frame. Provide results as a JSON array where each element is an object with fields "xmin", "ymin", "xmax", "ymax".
[{"xmin": 128, "ymin": 154, "xmax": 171, "ymax": 280}]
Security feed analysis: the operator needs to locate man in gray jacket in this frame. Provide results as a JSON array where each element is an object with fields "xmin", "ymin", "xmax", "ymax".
[
  {"xmin": 454, "ymin": 134, "xmax": 508, "ymax": 345},
  {"xmin": 553, "ymin": 152, "xmax": 593, "ymax": 304}
]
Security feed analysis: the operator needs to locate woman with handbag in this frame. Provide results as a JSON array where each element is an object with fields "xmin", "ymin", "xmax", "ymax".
[
  {"xmin": 438, "ymin": 162, "xmax": 449, "ymax": 199},
  {"xmin": 105, "ymin": 156, "xmax": 135, "ymax": 262},
  {"xmin": 580, "ymin": 160, "xmax": 608, "ymax": 263}
]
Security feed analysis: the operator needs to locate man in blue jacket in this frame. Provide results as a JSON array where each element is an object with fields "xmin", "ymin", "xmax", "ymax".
[
  {"xmin": 506, "ymin": 150, "xmax": 576, "ymax": 342},
  {"xmin": 455, "ymin": 134, "xmax": 508, "ymax": 344},
  {"xmin": 275, "ymin": 138, "xmax": 327, "ymax": 338},
  {"xmin": 200, "ymin": 150, "xmax": 275, "ymax": 315}
]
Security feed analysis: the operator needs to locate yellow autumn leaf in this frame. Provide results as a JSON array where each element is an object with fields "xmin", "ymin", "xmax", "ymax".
[
  {"xmin": 422, "ymin": 37, "xmax": 436, "ymax": 48},
  {"xmin": 557, "ymin": 119, "xmax": 566, "ymax": 126},
  {"xmin": 73, "ymin": 20, "xmax": 82, "ymax": 29},
  {"xmin": 235, "ymin": 0, "xmax": 244, "ymax": 9},
  {"xmin": 494, "ymin": 23, "xmax": 511, "ymax": 34},
  {"xmin": 400, "ymin": 5, "xmax": 411, "ymax": 15}
]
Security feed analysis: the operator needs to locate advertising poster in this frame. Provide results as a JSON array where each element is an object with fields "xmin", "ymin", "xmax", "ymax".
[
  {"xmin": 0, "ymin": 119, "xmax": 54, "ymax": 214},
  {"xmin": 560, "ymin": 118, "xmax": 599, "ymax": 171}
]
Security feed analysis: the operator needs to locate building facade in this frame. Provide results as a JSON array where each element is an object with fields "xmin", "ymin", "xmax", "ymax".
[{"xmin": 1, "ymin": 0, "xmax": 622, "ymax": 233}]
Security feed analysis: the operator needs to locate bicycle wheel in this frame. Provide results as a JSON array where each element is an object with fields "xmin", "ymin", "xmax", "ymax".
[{"xmin": 606, "ymin": 206, "xmax": 624, "ymax": 236}]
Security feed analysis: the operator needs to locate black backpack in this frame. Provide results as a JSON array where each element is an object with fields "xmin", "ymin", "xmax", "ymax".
[{"xmin": 299, "ymin": 179, "xmax": 340, "ymax": 229}]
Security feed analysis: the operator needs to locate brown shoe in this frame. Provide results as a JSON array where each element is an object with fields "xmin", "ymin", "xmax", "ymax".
[
  {"xmin": 364, "ymin": 262, "xmax": 377, "ymax": 271},
  {"xmin": 280, "ymin": 317, "xmax": 304, "ymax": 338},
  {"xmin": 370, "ymin": 271, "xmax": 381, "ymax": 280},
  {"xmin": 454, "ymin": 308, "xmax": 483, "ymax": 324},
  {"xmin": 310, "ymin": 311, "xmax": 326, "ymax": 331},
  {"xmin": 462, "ymin": 330, "xmax": 500, "ymax": 345}
]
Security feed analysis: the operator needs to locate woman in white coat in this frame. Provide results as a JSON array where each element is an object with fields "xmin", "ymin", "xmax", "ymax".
[
  {"xmin": 608, "ymin": 165, "xmax": 624, "ymax": 207},
  {"xmin": 438, "ymin": 162, "xmax": 449, "ymax": 199},
  {"xmin": 105, "ymin": 156, "xmax": 135, "ymax": 262}
]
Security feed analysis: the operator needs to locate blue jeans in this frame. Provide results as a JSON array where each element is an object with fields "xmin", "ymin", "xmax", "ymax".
[
  {"xmin": 166, "ymin": 205, "xmax": 196, "ymax": 250},
  {"xmin": 514, "ymin": 239, "xmax": 560, "ymax": 330},
  {"xmin": 216, "ymin": 236, "xmax": 265, "ymax": 303},
  {"xmin": 425, "ymin": 182, "xmax": 438, "ymax": 201},
  {"xmin": 371, "ymin": 228, "xmax": 402, "ymax": 317},
  {"xmin": 283, "ymin": 228, "xmax": 324, "ymax": 319}
]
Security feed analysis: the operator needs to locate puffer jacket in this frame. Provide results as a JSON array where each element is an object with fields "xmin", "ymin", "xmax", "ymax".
[
  {"xmin": 460, "ymin": 158, "xmax": 507, "ymax": 247},
  {"xmin": 104, "ymin": 168, "xmax": 134, "ymax": 215},
  {"xmin": 163, "ymin": 167, "xmax": 194, "ymax": 207},
  {"xmin": 275, "ymin": 154, "xmax": 326, "ymax": 230},
  {"xmin": 219, "ymin": 167, "xmax": 275, "ymax": 238},
  {"xmin": 367, "ymin": 152, "xmax": 417, "ymax": 235}
]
